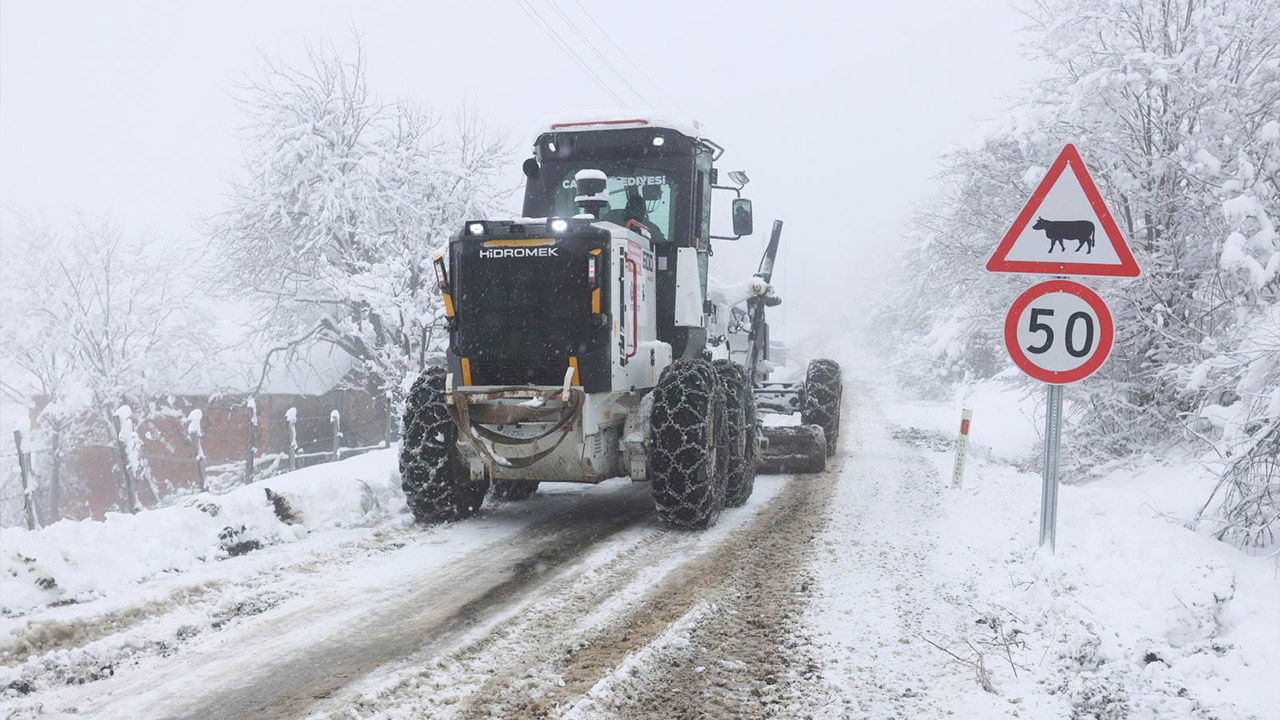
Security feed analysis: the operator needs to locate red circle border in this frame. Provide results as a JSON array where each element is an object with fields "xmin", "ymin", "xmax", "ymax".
[{"xmin": 1004, "ymin": 280, "xmax": 1114, "ymax": 384}]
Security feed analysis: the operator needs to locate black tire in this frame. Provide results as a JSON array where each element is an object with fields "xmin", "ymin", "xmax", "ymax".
[
  {"xmin": 490, "ymin": 480, "xmax": 540, "ymax": 501},
  {"xmin": 712, "ymin": 359, "xmax": 757, "ymax": 507},
  {"xmin": 399, "ymin": 366, "xmax": 489, "ymax": 522},
  {"xmin": 801, "ymin": 359, "xmax": 843, "ymax": 456},
  {"xmin": 649, "ymin": 358, "xmax": 726, "ymax": 529}
]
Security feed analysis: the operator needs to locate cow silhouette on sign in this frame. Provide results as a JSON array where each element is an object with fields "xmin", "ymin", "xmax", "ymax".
[{"xmin": 1033, "ymin": 217, "xmax": 1095, "ymax": 254}]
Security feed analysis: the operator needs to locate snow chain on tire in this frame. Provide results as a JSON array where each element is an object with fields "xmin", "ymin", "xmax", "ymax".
[
  {"xmin": 712, "ymin": 359, "xmax": 757, "ymax": 507},
  {"xmin": 649, "ymin": 358, "xmax": 727, "ymax": 529},
  {"xmin": 801, "ymin": 359, "xmax": 843, "ymax": 456},
  {"xmin": 399, "ymin": 367, "xmax": 489, "ymax": 522}
]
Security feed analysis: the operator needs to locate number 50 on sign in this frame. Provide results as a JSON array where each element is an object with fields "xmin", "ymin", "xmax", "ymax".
[{"xmin": 1004, "ymin": 280, "xmax": 1114, "ymax": 384}]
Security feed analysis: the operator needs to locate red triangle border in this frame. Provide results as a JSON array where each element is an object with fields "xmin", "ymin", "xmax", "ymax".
[{"xmin": 986, "ymin": 144, "xmax": 1140, "ymax": 278}]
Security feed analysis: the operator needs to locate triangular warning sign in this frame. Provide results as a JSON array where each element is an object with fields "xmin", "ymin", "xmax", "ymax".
[{"xmin": 987, "ymin": 144, "xmax": 1140, "ymax": 277}]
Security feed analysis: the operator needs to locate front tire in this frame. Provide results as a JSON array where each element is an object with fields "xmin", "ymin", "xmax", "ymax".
[
  {"xmin": 713, "ymin": 359, "xmax": 757, "ymax": 507},
  {"xmin": 649, "ymin": 359, "xmax": 726, "ymax": 529},
  {"xmin": 399, "ymin": 367, "xmax": 488, "ymax": 522},
  {"xmin": 801, "ymin": 359, "xmax": 843, "ymax": 456}
]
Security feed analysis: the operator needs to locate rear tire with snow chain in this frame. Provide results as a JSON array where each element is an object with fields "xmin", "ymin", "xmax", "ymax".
[
  {"xmin": 712, "ymin": 359, "xmax": 756, "ymax": 507},
  {"xmin": 649, "ymin": 358, "xmax": 727, "ymax": 529},
  {"xmin": 801, "ymin": 359, "xmax": 843, "ymax": 456},
  {"xmin": 399, "ymin": 366, "xmax": 489, "ymax": 522},
  {"xmin": 490, "ymin": 480, "xmax": 539, "ymax": 501}
]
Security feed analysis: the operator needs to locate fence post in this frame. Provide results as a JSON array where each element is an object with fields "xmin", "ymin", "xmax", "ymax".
[
  {"xmin": 384, "ymin": 391, "xmax": 395, "ymax": 448},
  {"xmin": 330, "ymin": 409, "xmax": 342, "ymax": 462},
  {"xmin": 286, "ymin": 407, "xmax": 299, "ymax": 471},
  {"xmin": 112, "ymin": 406, "xmax": 141, "ymax": 513},
  {"xmin": 187, "ymin": 409, "xmax": 207, "ymax": 491},
  {"xmin": 49, "ymin": 429, "xmax": 61, "ymax": 523},
  {"xmin": 245, "ymin": 397, "xmax": 258, "ymax": 485},
  {"xmin": 13, "ymin": 428, "xmax": 38, "ymax": 531}
]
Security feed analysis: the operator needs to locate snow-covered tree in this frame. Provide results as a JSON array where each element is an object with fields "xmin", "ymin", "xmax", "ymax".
[
  {"xmin": 209, "ymin": 43, "xmax": 510, "ymax": 398},
  {"xmin": 883, "ymin": 0, "xmax": 1280, "ymax": 544},
  {"xmin": 0, "ymin": 215, "xmax": 207, "ymax": 519}
]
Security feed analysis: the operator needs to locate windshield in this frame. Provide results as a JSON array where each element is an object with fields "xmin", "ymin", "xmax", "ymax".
[{"xmin": 551, "ymin": 165, "xmax": 677, "ymax": 242}]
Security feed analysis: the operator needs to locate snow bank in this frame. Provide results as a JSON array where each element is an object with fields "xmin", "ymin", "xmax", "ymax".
[
  {"xmin": 924, "ymin": 455, "xmax": 1279, "ymax": 719},
  {"xmin": 870, "ymin": 387, "xmax": 1280, "ymax": 719},
  {"xmin": 0, "ymin": 449, "xmax": 404, "ymax": 614}
]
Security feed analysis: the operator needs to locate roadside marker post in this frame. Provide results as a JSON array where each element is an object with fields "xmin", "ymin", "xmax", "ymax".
[
  {"xmin": 951, "ymin": 409, "xmax": 972, "ymax": 489},
  {"xmin": 987, "ymin": 143, "xmax": 1140, "ymax": 554}
]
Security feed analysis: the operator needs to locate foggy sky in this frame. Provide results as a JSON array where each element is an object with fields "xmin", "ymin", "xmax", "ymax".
[{"xmin": 0, "ymin": 0, "xmax": 1036, "ymax": 322}]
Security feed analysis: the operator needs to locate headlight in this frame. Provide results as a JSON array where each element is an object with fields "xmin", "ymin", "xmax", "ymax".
[
  {"xmin": 548, "ymin": 218, "xmax": 569, "ymax": 233},
  {"xmin": 467, "ymin": 222, "xmax": 485, "ymax": 236}
]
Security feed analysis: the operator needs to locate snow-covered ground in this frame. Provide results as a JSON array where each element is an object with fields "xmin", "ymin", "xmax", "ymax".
[
  {"xmin": 807, "ymin": 371, "xmax": 1278, "ymax": 720},
  {"xmin": 1, "ymin": 355, "xmax": 1275, "ymax": 719},
  {"xmin": 2, "ymin": 449, "xmax": 405, "ymax": 614}
]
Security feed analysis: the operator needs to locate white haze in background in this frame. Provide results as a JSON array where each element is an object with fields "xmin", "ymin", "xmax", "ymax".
[{"xmin": 0, "ymin": 0, "xmax": 1037, "ymax": 335}]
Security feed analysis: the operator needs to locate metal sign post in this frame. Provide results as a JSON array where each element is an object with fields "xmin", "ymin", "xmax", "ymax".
[{"xmin": 1039, "ymin": 384, "xmax": 1063, "ymax": 551}]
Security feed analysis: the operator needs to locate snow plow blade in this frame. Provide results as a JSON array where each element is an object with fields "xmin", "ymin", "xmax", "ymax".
[{"xmin": 758, "ymin": 424, "xmax": 826, "ymax": 474}]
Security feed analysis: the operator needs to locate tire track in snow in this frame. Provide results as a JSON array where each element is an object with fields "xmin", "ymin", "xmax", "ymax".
[
  {"xmin": 183, "ymin": 487, "xmax": 657, "ymax": 720},
  {"xmin": 308, "ymin": 474, "xmax": 794, "ymax": 719},
  {"xmin": 554, "ymin": 387, "xmax": 856, "ymax": 720},
  {"xmin": 32, "ymin": 485, "xmax": 654, "ymax": 720}
]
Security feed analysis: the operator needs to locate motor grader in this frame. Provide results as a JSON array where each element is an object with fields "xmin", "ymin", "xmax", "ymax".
[{"xmin": 400, "ymin": 118, "xmax": 842, "ymax": 529}]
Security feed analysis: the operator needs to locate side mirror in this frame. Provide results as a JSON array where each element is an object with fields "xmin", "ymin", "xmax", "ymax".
[
  {"xmin": 731, "ymin": 198, "xmax": 754, "ymax": 237},
  {"xmin": 522, "ymin": 158, "xmax": 540, "ymax": 178}
]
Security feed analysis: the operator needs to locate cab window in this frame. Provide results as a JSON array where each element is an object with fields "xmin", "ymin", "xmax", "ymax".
[{"xmin": 553, "ymin": 167, "xmax": 678, "ymax": 242}]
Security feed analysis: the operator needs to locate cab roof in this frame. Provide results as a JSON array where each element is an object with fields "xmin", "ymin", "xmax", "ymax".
[
  {"xmin": 537, "ymin": 115, "xmax": 703, "ymax": 142},
  {"xmin": 534, "ymin": 116, "xmax": 723, "ymax": 161}
]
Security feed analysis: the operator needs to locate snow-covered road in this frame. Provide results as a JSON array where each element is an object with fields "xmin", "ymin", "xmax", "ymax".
[
  {"xmin": 3, "ymin": 369, "xmax": 1276, "ymax": 720},
  {"xmin": 2, "ymin": 414, "xmax": 826, "ymax": 719}
]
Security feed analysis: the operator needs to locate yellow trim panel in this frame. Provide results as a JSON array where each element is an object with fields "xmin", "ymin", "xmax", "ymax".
[
  {"xmin": 591, "ymin": 288, "xmax": 601, "ymax": 314},
  {"xmin": 442, "ymin": 292, "xmax": 455, "ymax": 318},
  {"xmin": 482, "ymin": 238, "xmax": 557, "ymax": 248},
  {"xmin": 460, "ymin": 357, "xmax": 472, "ymax": 386},
  {"xmin": 569, "ymin": 356, "xmax": 580, "ymax": 386}
]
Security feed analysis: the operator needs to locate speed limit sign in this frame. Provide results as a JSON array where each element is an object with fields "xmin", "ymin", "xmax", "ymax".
[{"xmin": 1004, "ymin": 280, "xmax": 1113, "ymax": 384}]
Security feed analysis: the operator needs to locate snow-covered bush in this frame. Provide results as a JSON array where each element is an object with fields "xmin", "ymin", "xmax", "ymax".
[
  {"xmin": 882, "ymin": 0, "xmax": 1280, "ymax": 545},
  {"xmin": 209, "ymin": 41, "xmax": 510, "ymax": 400}
]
